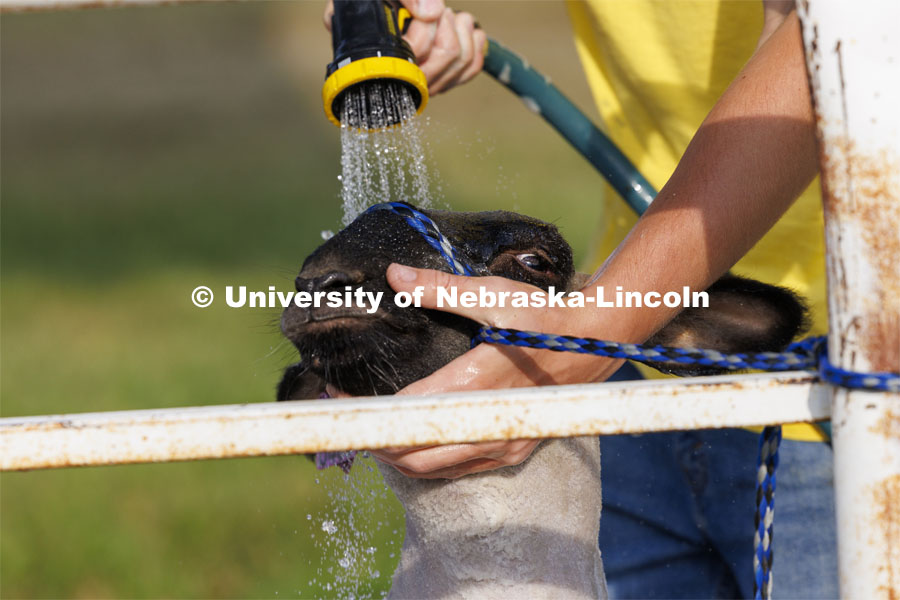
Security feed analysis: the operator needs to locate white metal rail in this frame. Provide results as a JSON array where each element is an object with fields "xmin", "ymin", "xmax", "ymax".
[
  {"xmin": 1, "ymin": 0, "xmax": 898, "ymax": 598},
  {"xmin": 1, "ymin": 373, "xmax": 828, "ymax": 470}
]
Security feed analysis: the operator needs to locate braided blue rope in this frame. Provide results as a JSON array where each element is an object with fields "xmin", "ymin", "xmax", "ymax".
[
  {"xmin": 473, "ymin": 327, "xmax": 900, "ymax": 392},
  {"xmin": 476, "ymin": 327, "xmax": 820, "ymax": 373},
  {"xmin": 365, "ymin": 203, "xmax": 474, "ymax": 276},
  {"xmin": 754, "ymin": 425, "xmax": 781, "ymax": 600}
]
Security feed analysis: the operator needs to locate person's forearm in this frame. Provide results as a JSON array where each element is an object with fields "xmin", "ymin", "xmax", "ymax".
[{"xmin": 583, "ymin": 10, "xmax": 817, "ymax": 345}]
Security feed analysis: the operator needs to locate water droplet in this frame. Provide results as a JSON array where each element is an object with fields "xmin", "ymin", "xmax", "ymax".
[{"xmin": 321, "ymin": 520, "xmax": 337, "ymax": 535}]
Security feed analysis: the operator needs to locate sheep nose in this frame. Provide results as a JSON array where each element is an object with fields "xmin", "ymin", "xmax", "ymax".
[{"xmin": 295, "ymin": 270, "xmax": 364, "ymax": 294}]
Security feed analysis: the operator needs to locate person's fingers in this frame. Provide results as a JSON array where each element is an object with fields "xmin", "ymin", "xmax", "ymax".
[
  {"xmin": 387, "ymin": 264, "xmax": 541, "ymax": 328},
  {"xmin": 387, "ymin": 439, "xmax": 540, "ymax": 478},
  {"xmin": 456, "ymin": 28, "xmax": 487, "ymax": 86},
  {"xmin": 399, "ymin": 336, "xmax": 623, "ymax": 397},
  {"xmin": 403, "ymin": 19, "xmax": 439, "ymax": 62},
  {"xmin": 401, "ymin": 0, "xmax": 444, "ymax": 21},
  {"xmin": 323, "ymin": 0, "xmax": 334, "ymax": 31},
  {"xmin": 427, "ymin": 11, "xmax": 477, "ymax": 93},
  {"xmin": 452, "ymin": 12, "xmax": 475, "ymax": 71},
  {"xmin": 371, "ymin": 439, "xmax": 541, "ymax": 479},
  {"xmin": 376, "ymin": 445, "xmax": 435, "ymax": 455},
  {"xmin": 394, "ymin": 345, "xmax": 508, "ymax": 395},
  {"xmin": 395, "ymin": 5, "xmax": 484, "ymax": 94},
  {"xmin": 324, "ymin": 383, "xmax": 350, "ymax": 398},
  {"xmin": 393, "ymin": 457, "xmax": 505, "ymax": 479},
  {"xmin": 372, "ymin": 443, "xmax": 493, "ymax": 473},
  {"xmin": 415, "ymin": 8, "xmax": 461, "ymax": 86}
]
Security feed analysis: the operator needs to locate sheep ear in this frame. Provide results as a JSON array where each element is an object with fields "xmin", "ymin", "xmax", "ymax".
[
  {"xmin": 277, "ymin": 362, "xmax": 327, "ymax": 401},
  {"xmin": 644, "ymin": 275, "xmax": 810, "ymax": 376}
]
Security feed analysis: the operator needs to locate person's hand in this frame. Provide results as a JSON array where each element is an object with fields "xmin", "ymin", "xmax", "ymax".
[
  {"xmin": 369, "ymin": 440, "xmax": 542, "ymax": 479},
  {"xmin": 323, "ymin": 0, "xmax": 486, "ymax": 94},
  {"xmin": 364, "ymin": 263, "xmax": 626, "ymax": 479}
]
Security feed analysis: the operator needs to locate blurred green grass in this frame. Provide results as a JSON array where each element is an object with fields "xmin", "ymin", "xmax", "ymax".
[{"xmin": 1, "ymin": 1, "xmax": 605, "ymax": 597}]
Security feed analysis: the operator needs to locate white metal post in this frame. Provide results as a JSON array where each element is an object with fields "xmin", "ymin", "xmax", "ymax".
[{"xmin": 797, "ymin": 2, "xmax": 900, "ymax": 598}]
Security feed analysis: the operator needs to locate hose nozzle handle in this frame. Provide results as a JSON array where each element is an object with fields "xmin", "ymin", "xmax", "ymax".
[{"xmin": 322, "ymin": 0, "xmax": 429, "ymax": 128}]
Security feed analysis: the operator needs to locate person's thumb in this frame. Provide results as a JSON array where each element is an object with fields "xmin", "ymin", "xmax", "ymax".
[{"xmin": 386, "ymin": 264, "xmax": 541, "ymax": 327}]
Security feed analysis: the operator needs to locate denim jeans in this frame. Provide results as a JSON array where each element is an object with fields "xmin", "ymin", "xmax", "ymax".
[{"xmin": 600, "ymin": 364, "xmax": 839, "ymax": 599}]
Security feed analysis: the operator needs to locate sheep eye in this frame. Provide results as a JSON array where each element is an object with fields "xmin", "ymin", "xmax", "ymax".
[{"xmin": 515, "ymin": 253, "xmax": 552, "ymax": 272}]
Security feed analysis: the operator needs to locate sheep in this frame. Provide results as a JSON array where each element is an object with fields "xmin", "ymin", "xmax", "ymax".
[{"xmin": 277, "ymin": 202, "xmax": 808, "ymax": 599}]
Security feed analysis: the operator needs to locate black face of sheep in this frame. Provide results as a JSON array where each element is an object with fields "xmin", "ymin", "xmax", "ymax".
[
  {"xmin": 279, "ymin": 203, "xmax": 575, "ymax": 398},
  {"xmin": 278, "ymin": 202, "xmax": 808, "ymax": 400}
]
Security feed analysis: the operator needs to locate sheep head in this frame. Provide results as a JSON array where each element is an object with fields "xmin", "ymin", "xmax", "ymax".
[
  {"xmin": 278, "ymin": 202, "xmax": 808, "ymax": 400},
  {"xmin": 279, "ymin": 203, "xmax": 574, "ymax": 398}
]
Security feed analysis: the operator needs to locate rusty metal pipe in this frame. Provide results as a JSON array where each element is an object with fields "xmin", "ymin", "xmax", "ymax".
[{"xmin": 797, "ymin": 2, "xmax": 900, "ymax": 598}]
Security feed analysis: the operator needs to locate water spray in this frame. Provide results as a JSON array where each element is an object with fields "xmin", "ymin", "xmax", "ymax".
[{"xmin": 322, "ymin": 0, "xmax": 429, "ymax": 129}]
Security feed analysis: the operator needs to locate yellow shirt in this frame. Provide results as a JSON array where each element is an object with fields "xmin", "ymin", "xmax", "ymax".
[{"xmin": 566, "ymin": 0, "xmax": 828, "ymax": 441}]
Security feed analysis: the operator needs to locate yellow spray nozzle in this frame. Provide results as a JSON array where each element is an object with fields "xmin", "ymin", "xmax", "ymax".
[
  {"xmin": 322, "ymin": 56, "xmax": 429, "ymax": 128},
  {"xmin": 323, "ymin": 0, "xmax": 429, "ymax": 129}
]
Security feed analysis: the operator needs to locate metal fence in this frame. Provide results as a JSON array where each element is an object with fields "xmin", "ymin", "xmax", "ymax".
[{"xmin": 1, "ymin": 0, "xmax": 897, "ymax": 598}]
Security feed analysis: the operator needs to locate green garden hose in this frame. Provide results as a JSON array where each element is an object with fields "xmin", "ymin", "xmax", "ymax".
[{"xmin": 482, "ymin": 38, "xmax": 656, "ymax": 216}]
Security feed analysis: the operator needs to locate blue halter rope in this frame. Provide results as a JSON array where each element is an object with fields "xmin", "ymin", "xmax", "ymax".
[{"xmin": 363, "ymin": 201, "xmax": 900, "ymax": 599}]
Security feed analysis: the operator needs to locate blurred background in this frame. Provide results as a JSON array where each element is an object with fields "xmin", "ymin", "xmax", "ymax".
[{"xmin": 1, "ymin": 1, "xmax": 606, "ymax": 597}]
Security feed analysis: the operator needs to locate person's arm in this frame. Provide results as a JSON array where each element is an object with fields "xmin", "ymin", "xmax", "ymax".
[
  {"xmin": 370, "ymin": 8, "xmax": 818, "ymax": 479},
  {"xmin": 759, "ymin": 0, "xmax": 795, "ymax": 48}
]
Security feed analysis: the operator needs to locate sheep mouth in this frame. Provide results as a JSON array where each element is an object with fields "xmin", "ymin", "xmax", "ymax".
[
  {"xmin": 309, "ymin": 308, "xmax": 385, "ymax": 324},
  {"xmin": 280, "ymin": 305, "xmax": 391, "ymax": 341},
  {"xmin": 302, "ymin": 313, "xmax": 388, "ymax": 335}
]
